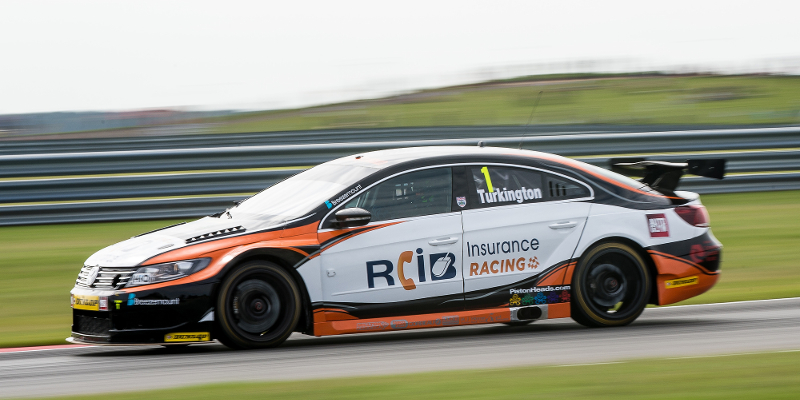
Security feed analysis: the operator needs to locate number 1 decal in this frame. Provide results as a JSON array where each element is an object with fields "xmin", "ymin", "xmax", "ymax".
[{"xmin": 480, "ymin": 166, "xmax": 494, "ymax": 193}]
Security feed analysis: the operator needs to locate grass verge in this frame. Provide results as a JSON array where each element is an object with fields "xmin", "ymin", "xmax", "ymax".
[
  {"xmin": 1, "ymin": 190, "xmax": 799, "ymax": 348},
  {"xmin": 28, "ymin": 350, "xmax": 800, "ymax": 400},
  {"xmin": 208, "ymin": 74, "xmax": 800, "ymax": 133}
]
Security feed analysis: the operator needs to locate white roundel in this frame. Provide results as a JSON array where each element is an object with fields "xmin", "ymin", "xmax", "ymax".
[{"xmin": 86, "ymin": 266, "xmax": 100, "ymax": 286}]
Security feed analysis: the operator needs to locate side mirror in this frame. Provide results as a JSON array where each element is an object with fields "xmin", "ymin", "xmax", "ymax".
[{"xmin": 334, "ymin": 208, "xmax": 371, "ymax": 229}]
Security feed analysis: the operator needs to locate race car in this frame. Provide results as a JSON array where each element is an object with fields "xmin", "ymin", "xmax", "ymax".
[{"xmin": 68, "ymin": 146, "xmax": 723, "ymax": 349}]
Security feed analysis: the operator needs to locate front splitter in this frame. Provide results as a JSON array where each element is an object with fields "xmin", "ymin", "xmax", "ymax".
[{"xmin": 66, "ymin": 336, "xmax": 216, "ymax": 347}]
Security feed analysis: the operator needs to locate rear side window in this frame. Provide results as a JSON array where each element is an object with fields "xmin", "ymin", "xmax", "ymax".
[
  {"xmin": 546, "ymin": 174, "xmax": 590, "ymax": 200},
  {"xmin": 342, "ymin": 168, "xmax": 453, "ymax": 222},
  {"xmin": 469, "ymin": 166, "xmax": 544, "ymax": 208}
]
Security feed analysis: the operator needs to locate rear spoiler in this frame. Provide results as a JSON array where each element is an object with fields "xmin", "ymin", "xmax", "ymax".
[{"xmin": 610, "ymin": 158, "xmax": 726, "ymax": 194}]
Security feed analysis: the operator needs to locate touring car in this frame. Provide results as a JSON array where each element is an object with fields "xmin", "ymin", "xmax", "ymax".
[{"xmin": 69, "ymin": 146, "xmax": 723, "ymax": 349}]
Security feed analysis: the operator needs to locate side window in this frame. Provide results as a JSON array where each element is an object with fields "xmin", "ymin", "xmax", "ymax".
[
  {"xmin": 545, "ymin": 174, "xmax": 590, "ymax": 200},
  {"xmin": 469, "ymin": 166, "xmax": 544, "ymax": 208},
  {"xmin": 342, "ymin": 168, "xmax": 453, "ymax": 222}
]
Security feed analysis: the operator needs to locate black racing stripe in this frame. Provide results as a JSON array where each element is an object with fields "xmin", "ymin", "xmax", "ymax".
[
  {"xmin": 317, "ymin": 293, "xmax": 465, "ymax": 320},
  {"xmin": 647, "ymin": 231, "xmax": 722, "ymax": 273}
]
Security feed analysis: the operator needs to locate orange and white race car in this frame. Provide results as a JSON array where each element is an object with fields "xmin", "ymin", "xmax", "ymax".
[{"xmin": 69, "ymin": 146, "xmax": 723, "ymax": 349}]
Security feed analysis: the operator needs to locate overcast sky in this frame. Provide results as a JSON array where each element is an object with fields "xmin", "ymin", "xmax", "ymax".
[{"xmin": 1, "ymin": 0, "xmax": 798, "ymax": 114}]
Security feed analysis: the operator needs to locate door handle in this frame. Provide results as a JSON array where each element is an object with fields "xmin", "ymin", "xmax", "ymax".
[
  {"xmin": 428, "ymin": 237, "xmax": 459, "ymax": 246},
  {"xmin": 549, "ymin": 221, "xmax": 578, "ymax": 229}
]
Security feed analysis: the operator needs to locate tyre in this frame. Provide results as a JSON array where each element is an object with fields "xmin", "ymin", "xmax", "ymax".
[
  {"xmin": 571, "ymin": 242, "xmax": 650, "ymax": 327},
  {"xmin": 216, "ymin": 261, "xmax": 302, "ymax": 349}
]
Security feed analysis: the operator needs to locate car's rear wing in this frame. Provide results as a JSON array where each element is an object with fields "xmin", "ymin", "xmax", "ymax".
[{"xmin": 610, "ymin": 158, "xmax": 726, "ymax": 195}]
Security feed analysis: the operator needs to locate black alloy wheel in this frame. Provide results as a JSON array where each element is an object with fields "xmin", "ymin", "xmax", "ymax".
[
  {"xmin": 571, "ymin": 242, "xmax": 651, "ymax": 327},
  {"xmin": 216, "ymin": 261, "xmax": 302, "ymax": 349}
]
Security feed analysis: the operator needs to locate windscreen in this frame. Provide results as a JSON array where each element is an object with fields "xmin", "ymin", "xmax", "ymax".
[{"xmin": 229, "ymin": 163, "xmax": 379, "ymax": 223}]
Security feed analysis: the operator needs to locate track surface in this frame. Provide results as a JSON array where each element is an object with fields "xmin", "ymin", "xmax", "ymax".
[{"xmin": 2, "ymin": 298, "xmax": 799, "ymax": 399}]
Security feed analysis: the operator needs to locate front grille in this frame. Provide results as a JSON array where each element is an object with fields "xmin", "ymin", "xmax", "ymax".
[
  {"xmin": 73, "ymin": 314, "xmax": 112, "ymax": 336},
  {"xmin": 75, "ymin": 265, "xmax": 136, "ymax": 289}
]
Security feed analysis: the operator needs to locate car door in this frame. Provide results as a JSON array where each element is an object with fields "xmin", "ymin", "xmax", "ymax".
[
  {"xmin": 318, "ymin": 167, "xmax": 464, "ymax": 319},
  {"xmin": 460, "ymin": 164, "xmax": 592, "ymax": 309}
]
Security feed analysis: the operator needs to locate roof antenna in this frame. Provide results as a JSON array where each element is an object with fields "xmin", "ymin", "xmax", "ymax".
[{"xmin": 518, "ymin": 91, "xmax": 544, "ymax": 150}]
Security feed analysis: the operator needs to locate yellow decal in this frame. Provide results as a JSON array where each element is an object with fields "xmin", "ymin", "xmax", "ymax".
[
  {"xmin": 73, "ymin": 295, "xmax": 100, "ymax": 311},
  {"xmin": 665, "ymin": 276, "xmax": 699, "ymax": 289},
  {"xmin": 164, "ymin": 332, "xmax": 211, "ymax": 342},
  {"xmin": 480, "ymin": 166, "xmax": 494, "ymax": 193}
]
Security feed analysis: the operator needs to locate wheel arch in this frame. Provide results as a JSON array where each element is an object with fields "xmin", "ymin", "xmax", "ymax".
[
  {"xmin": 215, "ymin": 248, "xmax": 315, "ymax": 335},
  {"xmin": 573, "ymin": 235, "xmax": 659, "ymax": 305}
]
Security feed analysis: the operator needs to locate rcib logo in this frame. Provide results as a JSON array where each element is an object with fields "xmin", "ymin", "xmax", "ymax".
[
  {"xmin": 366, "ymin": 249, "xmax": 457, "ymax": 290},
  {"xmin": 647, "ymin": 214, "xmax": 669, "ymax": 237}
]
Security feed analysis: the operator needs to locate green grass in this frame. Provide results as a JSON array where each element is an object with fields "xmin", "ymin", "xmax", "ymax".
[
  {"xmin": 675, "ymin": 190, "xmax": 800, "ymax": 304},
  {"xmin": 0, "ymin": 220, "xmax": 185, "ymax": 347},
  {"xmin": 207, "ymin": 74, "xmax": 800, "ymax": 133},
  {"xmin": 28, "ymin": 351, "xmax": 800, "ymax": 400},
  {"xmin": 1, "ymin": 190, "xmax": 799, "ymax": 348}
]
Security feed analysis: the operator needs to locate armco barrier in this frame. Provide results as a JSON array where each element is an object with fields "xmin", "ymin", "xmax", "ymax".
[
  {"xmin": 1, "ymin": 125, "xmax": 798, "ymax": 225},
  {"xmin": 2, "ymin": 126, "xmax": 800, "ymax": 178},
  {"xmin": 1, "ymin": 124, "xmax": 770, "ymax": 155}
]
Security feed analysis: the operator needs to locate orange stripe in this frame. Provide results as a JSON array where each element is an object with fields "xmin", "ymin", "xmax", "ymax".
[
  {"xmin": 648, "ymin": 251, "xmax": 720, "ymax": 305},
  {"xmin": 647, "ymin": 250, "xmax": 718, "ymax": 276},
  {"xmin": 547, "ymin": 303, "xmax": 571, "ymax": 319},
  {"xmin": 313, "ymin": 308, "xmax": 513, "ymax": 336},
  {"xmin": 123, "ymin": 222, "xmax": 322, "ymax": 293}
]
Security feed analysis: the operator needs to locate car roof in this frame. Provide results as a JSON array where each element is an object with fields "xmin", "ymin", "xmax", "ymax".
[{"xmin": 327, "ymin": 145, "xmax": 566, "ymax": 170}]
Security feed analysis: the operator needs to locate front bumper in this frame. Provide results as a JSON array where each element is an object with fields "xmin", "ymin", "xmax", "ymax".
[{"xmin": 69, "ymin": 282, "xmax": 216, "ymax": 345}]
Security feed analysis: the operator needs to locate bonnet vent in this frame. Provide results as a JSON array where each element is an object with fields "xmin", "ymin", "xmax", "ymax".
[{"xmin": 186, "ymin": 226, "xmax": 245, "ymax": 244}]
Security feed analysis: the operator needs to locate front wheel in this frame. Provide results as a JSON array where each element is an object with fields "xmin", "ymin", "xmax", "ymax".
[
  {"xmin": 571, "ymin": 242, "xmax": 650, "ymax": 327},
  {"xmin": 216, "ymin": 261, "xmax": 302, "ymax": 349}
]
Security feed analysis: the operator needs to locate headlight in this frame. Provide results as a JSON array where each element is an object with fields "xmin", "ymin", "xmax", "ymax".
[{"xmin": 127, "ymin": 258, "xmax": 211, "ymax": 287}]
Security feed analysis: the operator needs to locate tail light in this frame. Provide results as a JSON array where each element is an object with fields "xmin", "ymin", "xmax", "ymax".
[{"xmin": 675, "ymin": 205, "xmax": 710, "ymax": 227}]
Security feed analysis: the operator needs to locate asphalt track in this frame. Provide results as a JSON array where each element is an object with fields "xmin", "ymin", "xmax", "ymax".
[{"xmin": 2, "ymin": 297, "xmax": 799, "ymax": 399}]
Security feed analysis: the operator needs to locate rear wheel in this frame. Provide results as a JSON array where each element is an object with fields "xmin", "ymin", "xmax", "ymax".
[
  {"xmin": 571, "ymin": 242, "xmax": 650, "ymax": 327},
  {"xmin": 216, "ymin": 261, "xmax": 302, "ymax": 349}
]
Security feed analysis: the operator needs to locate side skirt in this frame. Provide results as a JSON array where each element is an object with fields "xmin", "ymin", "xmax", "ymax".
[{"xmin": 312, "ymin": 303, "xmax": 571, "ymax": 337}]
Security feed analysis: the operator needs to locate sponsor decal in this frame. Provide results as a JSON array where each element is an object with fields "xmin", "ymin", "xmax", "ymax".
[
  {"xmin": 509, "ymin": 286, "xmax": 571, "ymax": 305},
  {"xmin": 127, "ymin": 293, "xmax": 180, "ymax": 306},
  {"xmin": 98, "ymin": 297, "xmax": 109, "ymax": 311},
  {"xmin": 510, "ymin": 285, "xmax": 570, "ymax": 294},
  {"xmin": 114, "ymin": 300, "xmax": 122, "ymax": 310},
  {"xmin": 665, "ymin": 276, "xmax": 699, "ymax": 289},
  {"xmin": 469, "ymin": 256, "xmax": 539, "ymax": 276},
  {"xmin": 467, "ymin": 238, "xmax": 539, "ymax": 257},
  {"xmin": 456, "ymin": 196, "xmax": 467, "ymax": 208},
  {"xmin": 366, "ymin": 249, "xmax": 458, "ymax": 290},
  {"xmin": 327, "ymin": 184, "xmax": 362, "ymax": 209},
  {"xmin": 73, "ymin": 294, "xmax": 100, "ymax": 311},
  {"xmin": 390, "ymin": 320, "xmax": 409, "ymax": 329},
  {"xmin": 357, "ymin": 321, "xmax": 389, "ymax": 331},
  {"xmin": 164, "ymin": 332, "xmax": 210, "ymax": 342},
  {"xmin": 647, "ymin": 213, "xmax": 670, "ymax": 237},
  {"xmin": 466, "ymin": 237, "xmax": 541, "ymax": 277}
]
